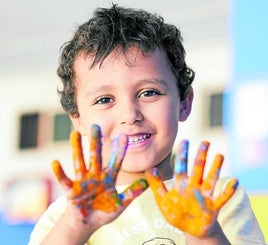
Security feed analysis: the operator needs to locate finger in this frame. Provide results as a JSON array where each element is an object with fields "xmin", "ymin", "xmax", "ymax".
[
  {"xmin": 52, "ymin": 160, "xmax": 73, "ymax": 190},
  {"xmin": 108, "ymin": 134, "xmax": 128, "ymax": 170},
  {"xmin": 89, "ymin": 124, "xmax": 102, "ymax": 177},
  {"xmin": 70, "ymin": 131, "xmax": 87, "ymax": 179},
  {"xmin": 190, "ymin": 141, "xmax": 210, "ymax": 186},
  {"xmin": 202, "ymin": 154, "xmax": 223, "ymax": 195},
  {"xmin": 103, "ymin": 134, "xmax": 128, "ymax": 185},
  {"xmin": 174, "ymin": 140, "xmax": 189, "ymax": 177},
  {"xmin": 119, "ymin": 178, "xmax": 149, "ymax": 206},
  {"xmin": 214, "ymin": 178, "xmax": 238, "ymax": 210},
  {"xmin": 145, "ymin": 168, "xmax": 168, "ymax": 200}
]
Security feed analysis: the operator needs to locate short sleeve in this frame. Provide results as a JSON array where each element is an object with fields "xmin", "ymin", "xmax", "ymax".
[
  {"xmin": 216, "ymin": 178, "xmax": 266, "ymax": 245},
  {"xmin": 28, "ymin": 196, "xmax": 67, "ymax": 245}
]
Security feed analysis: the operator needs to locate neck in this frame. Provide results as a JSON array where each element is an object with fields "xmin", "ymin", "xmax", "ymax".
[{"xmin": 155, "ymin": 152, "xmax": 174, "ymax": 180}]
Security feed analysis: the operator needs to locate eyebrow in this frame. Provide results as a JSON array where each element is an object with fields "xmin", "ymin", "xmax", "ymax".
[
  {"xmin": 139, "ymin": 78, "xmax": 171, "ymax": 94},
  {"xmin": 84, "ymin": 78, "xmax": 169, "ymax": 98},
  {"xmin": 138, "ymin": 78, "xmax": 169, "ymax": 88},
  {"xmin": 84, "ymin": 85, "xmax": 113, "ymax": 98}
]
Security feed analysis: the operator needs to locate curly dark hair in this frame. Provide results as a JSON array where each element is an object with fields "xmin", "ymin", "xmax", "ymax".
[{"xmin": 57, "ymin": 4, "xmax": 195, "ymax": 117}]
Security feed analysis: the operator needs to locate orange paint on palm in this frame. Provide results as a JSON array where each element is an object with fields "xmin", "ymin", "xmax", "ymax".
[
  {"xmin": 90, "ymin": 178, "xmax": 149, "ymax": 212},
  {"xmin": 52, "ymin": 125, "xmax": 148, "ymax": 219},
  {"xmin": 52, "ymin": 125, "xmax": 148, "ymax": 223},
  {"xmin": 92, "ymin": 190, "xmax": 120, "ymax": 212},
  {"xmin": 146, "ymin": 141, "xmax": 238, "ymax": 237},
  {"xmin": 147, "ymin": 173, "xmax": 214, "ymax": 236}
]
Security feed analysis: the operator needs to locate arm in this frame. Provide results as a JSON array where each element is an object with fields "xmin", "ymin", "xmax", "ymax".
[
  {"xmin": 146, "ymin": 140, "xmax": 238, "ymax": 245},
  {"xmin": 41, "ymin": 125, "xmax": 148, "ymax": 245}
]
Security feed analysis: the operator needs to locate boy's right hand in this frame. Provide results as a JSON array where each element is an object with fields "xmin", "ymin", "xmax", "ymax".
[{"xmin": 51, "ymin": 124, "xmax": 148, "ymax": 233}]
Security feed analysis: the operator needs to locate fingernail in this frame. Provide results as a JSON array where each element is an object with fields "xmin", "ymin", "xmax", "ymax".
[
  {"xmin": 118, "ymin": 193, "xmax": 125, "ymax": 201},
  {"xmin": 180, "ymin": 140, "xmax": 189, "ymax": 159},
  {"xmin": 174, "ymin": 160, "xmax": 187, "ymax": 174},
  {"xmin": 152, "ymin": 168, "xmax": 158, "ymax": 176},
  {"xmin": 91, "ymin": 124, "xmax": 101, "ymax": 137},
  {"xmin": 232, "ymin": 179, "xmax": 239, "ymax": 189}
]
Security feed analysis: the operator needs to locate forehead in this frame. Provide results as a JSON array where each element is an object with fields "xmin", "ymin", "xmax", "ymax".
[
  {"xmin": 74, "ymin": 46, "xmax": 169, "ymax": 71},
  {"xmin": 72, "ymin": 45, "xmax": 178, "ymax": 94},
  {"xmin": 73, "ymin": 46, "xmax": 179, "ymax": 98}
]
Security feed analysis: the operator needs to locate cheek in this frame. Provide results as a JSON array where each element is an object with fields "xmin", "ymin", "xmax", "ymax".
[
  {"xmin": 79, "ymin": 110, "xmax": 111, "ymax": 135},
  {"xmin": 159, "ymin": 101, "xmax": 180, "ymax": 139},
  {"xmin": 154, "ymin": 100, "xmax": 180, "ymax": 126}
]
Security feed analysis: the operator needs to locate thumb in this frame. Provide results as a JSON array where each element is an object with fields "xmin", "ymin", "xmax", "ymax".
[
  {"xmin": 119, "ymin": 178, "xmax": 148, "ymax": 206},
  {"xmin": 52, "ymin": 160, "xmax": 73, "ymax": 191},
  {"xmin": 145, "ymin": 168, "xmax": 168, "ymax": 200}
]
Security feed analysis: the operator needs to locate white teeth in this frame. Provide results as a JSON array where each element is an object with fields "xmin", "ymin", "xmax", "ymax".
[{"xmin": 128, "ymin": 134, "xmax": 150, "ymax": 144}]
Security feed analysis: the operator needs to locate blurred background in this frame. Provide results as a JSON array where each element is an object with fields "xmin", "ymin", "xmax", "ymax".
[{"xmin": 0, "ymin": 0, "xmax": 267, "ymax": 244}]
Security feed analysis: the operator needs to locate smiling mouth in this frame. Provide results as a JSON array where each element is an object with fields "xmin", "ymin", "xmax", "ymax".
[{"xmin": 128, "ymin": 134, "xmax": 151, "ymax": 145}]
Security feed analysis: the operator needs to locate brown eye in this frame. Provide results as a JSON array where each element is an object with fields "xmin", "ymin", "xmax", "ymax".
[
  {"xmin": 95, "ymin": 96, "xmax": 114, "ymax": 104},
  {"xmin": 139, "ymin": 89, "xmax": 161, "ymax": 98}
]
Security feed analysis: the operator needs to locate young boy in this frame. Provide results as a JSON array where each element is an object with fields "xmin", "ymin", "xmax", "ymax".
[{"xmin": 29, "ymin": 4, "xmax": 265, "ymax": 245}]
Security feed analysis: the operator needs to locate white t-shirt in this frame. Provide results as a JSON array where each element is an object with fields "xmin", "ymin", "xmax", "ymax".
[{"xmin": 29, "ymin": 178, "xmax": 266, "ymax": 244}]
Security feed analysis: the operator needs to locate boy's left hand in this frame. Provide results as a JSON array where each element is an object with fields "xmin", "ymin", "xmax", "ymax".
[{"xmin": 145, "ymin": 140, "xmax": 238, "ymax": 237}]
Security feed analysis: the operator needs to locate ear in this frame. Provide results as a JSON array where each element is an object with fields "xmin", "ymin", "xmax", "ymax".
[
  {"xmin": 179, "ymin": 87, "xmax": 194, "ymax": 122},
  {"xmin": 69, "ymin": 114, "xmax": 87, "ymax": 135}
]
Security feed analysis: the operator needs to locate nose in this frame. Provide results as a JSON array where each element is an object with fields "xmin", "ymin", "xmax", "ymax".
[{"xmin": 117, "ymin": 100, "xmax": 144, "ymax": 125}]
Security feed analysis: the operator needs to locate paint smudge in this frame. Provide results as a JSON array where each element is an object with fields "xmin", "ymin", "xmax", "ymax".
[
  {"xmin": 146, "ymin": 140, "xmax": 238, "ymax": 237},
  {"xmin": 52, "ymin": 124, "xmax": 148, "ymax": 222}
]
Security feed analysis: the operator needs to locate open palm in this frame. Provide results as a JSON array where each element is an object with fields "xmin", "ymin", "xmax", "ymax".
[
  {"xmin": 146, "ymin": 140, "xmax": 238, "ymax": 237},
  {"xmin": 52, "ymin": 124, "xmax": 148, "ymax": 227}
]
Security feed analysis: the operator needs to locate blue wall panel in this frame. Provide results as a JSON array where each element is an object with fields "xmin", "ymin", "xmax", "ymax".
[{"xmin": 226, "ymin": 0, "xmax": 268, "ymax": 192}]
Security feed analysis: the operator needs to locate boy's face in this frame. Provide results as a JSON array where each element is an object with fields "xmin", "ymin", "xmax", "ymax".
[{"xmin": 71, "ymin": 47, "xmax": 192, "ymax": 181}]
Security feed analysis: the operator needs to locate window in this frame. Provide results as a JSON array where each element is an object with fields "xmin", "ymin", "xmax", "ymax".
[
  {"xmin": 209, "ymin": 92, "xmax": 223, "ymax": 127},
  {"xmin": 19, "ymin": 113, "xmax": 39, "ymax": 149},
  {"xmin": 18, "ymin": 111, "xmax": 72, "ymax": 150},
  {"xmin": 53, "ymin": 113, "xmax": 72, "ymax": 141}
]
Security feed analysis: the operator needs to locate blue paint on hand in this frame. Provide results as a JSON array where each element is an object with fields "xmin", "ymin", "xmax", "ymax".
[{"xmin": 194, "ymin": 189, "xmax": 204, "ymax": 207}]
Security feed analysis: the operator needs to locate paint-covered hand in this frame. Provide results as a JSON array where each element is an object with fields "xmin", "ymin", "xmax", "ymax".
[
  {"xmin": 52, "ymin": 124, "xmax": 148, "ymax": 227},
  {"xmin": 146, "ymin": 140, "xmax": 238, "ymax": 237}
]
